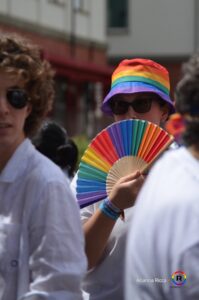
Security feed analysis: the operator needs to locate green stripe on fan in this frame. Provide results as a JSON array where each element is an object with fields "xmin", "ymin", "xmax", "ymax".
[
  {"xmin": 79, "ymin": 162, "xmax": 107, "ymax": 182},
  {"xmin": 132, "ymin": 120, "xmax": 147, "ymax": 155}
]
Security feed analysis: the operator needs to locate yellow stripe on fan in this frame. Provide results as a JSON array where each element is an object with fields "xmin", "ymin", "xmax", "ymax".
[{"xmin": 82, "ymin": 147, "xmax": 111, "ymax": 173}]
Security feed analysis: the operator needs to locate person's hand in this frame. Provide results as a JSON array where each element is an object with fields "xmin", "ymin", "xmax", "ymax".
[{"xmin": 108, "ymin": 171, "xmax": 145, "ymax": 210}]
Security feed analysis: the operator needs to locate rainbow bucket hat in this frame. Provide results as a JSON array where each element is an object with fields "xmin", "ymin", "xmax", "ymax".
[{"xmin": 101, "ymin": 58, "xmax": 175, "ymax": 115}]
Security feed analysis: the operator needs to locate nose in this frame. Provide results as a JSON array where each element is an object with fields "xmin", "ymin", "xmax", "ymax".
[
  {"xmin": 125, "ymin": 105, "xmax": 139, "ymax": 119},
  {"xmin": 0, "ymin": 94, "xmax": 9, "ymax": 115}
]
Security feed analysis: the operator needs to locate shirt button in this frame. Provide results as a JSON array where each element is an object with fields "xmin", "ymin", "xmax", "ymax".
[{"xmin": 10, "ymin": 260, "xmax": 18, "ymax": 268}]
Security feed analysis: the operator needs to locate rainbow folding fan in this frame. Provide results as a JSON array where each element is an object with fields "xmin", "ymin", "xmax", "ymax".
[{"xmin": 76, "ymin": 119, "xmax": 174, "ymax": 208}]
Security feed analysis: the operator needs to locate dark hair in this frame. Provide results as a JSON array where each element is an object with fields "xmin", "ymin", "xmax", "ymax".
[
  {"xmin": 175, "ymin": 53, "xmax": 199, "ymax": 149},
  {"xmin": 33, "ymin": 121, "xmax": 78, "ymax": 177},
  {"xmin": 57, "ymin": 139, "xmax": 78, "ymax": 177},
  {"xmin": 0, "ymin": 32, "xmax": 55, "ymax": 137}
]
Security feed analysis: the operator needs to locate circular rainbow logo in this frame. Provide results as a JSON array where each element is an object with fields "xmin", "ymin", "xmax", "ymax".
[{"xmin": 171, "ymin": 271, "xmax": 186, "ymax": 286}]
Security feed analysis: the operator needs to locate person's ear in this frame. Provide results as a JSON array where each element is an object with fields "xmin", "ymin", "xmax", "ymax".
[
  {"xmin": 26, "ymin": 103, "xmax": 32, "ymax": 117},
  {"xmin": 161, "ymin": 104, "xmax": 170, "ymax": 122}
]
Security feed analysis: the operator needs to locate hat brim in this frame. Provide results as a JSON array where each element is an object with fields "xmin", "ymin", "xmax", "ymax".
[{"xmin": 101, "ymin": 82, "xmax": 175, "ymax": 115}]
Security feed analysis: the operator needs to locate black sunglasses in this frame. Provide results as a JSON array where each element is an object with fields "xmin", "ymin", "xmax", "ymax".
[
  {"xmin": 6, "ymin": 89, "xmax": 29, "ymax": 109},
  {"xmin": 109, "ymin": 97, "xmax": 154, "ymax": 115}
]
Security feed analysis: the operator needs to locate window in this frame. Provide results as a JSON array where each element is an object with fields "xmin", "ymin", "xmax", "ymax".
[
  {"xmin": 107, "ymin": 0, "xmax": 128, "ymax": 29},
  {"xmin": 48, "ymin": 0, "xmax": 66, "ymax": 7},
  {"xmin": 53, "ymin": 77, "xmax": 68, "ymax": 127},
  {"xmin": 73, "ymin": 0, "xmax": 84, "ymax": 10}
]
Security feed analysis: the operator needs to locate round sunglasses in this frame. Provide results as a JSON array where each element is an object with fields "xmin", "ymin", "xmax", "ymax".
[
  {"xmin": 109, "ymin": 96, "xmax": 160, "ymax": 115},
  {"xmin": 6, "ymin": 88, "xmax": 29, "ymax": 109}
]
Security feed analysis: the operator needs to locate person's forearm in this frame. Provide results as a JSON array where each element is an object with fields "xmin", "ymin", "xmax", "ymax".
[
  {"xmin": 83, "ymin": 209, "xmax": 116, "ymax": 269},
  {"xmin": 83, "ymin": 172, "xmax": 145, "ymax": 269}
]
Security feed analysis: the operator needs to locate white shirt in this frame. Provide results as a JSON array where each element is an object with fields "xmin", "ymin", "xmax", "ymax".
[
  {"xmin": 83, "ymin": 205, "xmax": 134, "ymax": 300},
  {"xmin": 125, "ymin": 147, "xmax": 199, "ymax": 300},
  {"xmin": 71, "ymin": 174, "xmax": 134, "ymax": 300},
  {"xmin": 0, "ymin": 139, "xmax": 87, "ymax": 300}
]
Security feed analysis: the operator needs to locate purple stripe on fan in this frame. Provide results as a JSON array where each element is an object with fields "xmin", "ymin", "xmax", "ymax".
[
  {"xmin": 107, "ymin": 124, "xmax": 124, "ymax": 158},
  {"xmin": 78, "ymin": 191, "xmax": 107, "ymax": 208},
  {"xmin": 115, "ymin": 122, "xmax": 125, "ymax": 156},
  {"xmin": 77, "ymin": 190, "xmax": 106, "ymax": 199}
]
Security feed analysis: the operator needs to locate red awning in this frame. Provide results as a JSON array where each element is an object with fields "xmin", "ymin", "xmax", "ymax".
[{"xmin": 44, "ymin": 53, "xmax": 113, "ymax": 84}]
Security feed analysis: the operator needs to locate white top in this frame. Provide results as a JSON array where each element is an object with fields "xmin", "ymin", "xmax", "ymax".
[
  {"xmin": 70, "ymin": 143, "xmax": 179, "ymax": 300},
  {"xmin": 125, "ymin": 147, "xmax": 199, "ymax": 300},
  {"xmin": 71, "ymin": 174, "xmax": 134, "ymax": 300},
  {"xmin": 0, "ymin": 139, "xmax": 87, "ymax": 300},
  {"xmin": 82, "ymin": 205, "xmax": 134, "ymax": 300}
]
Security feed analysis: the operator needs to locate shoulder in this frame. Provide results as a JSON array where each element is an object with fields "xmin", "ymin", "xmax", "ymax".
[
  {"xmin": 27, "ymin": 149, "xmax": 80, "ymax": 218},
  {"xmin": 148, "ymin": 146, "xmax": 185, "ymax": 176},
  {"xmin": 27, "ymin": 145, "xmax": 67, "ymax": 185},
  {"xmin": 137, "ymin": 147, "xmax": 199, "ymax": 218}
]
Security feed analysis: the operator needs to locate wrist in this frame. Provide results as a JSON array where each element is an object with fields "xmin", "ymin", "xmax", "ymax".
[
  {"xmin": 105, "ymin": 197, "xmax": 123, "ymax": 214},
  {"xmin": 99, "ymin": 197, "xmax": 124, "ymax": 221}
]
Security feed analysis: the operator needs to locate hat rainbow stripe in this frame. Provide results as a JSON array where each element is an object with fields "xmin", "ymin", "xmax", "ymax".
[
  {"xmin": 111, "ymin": 62, "xmax": 170, "ymax": 94},
  {"xmin": 112, "ymin": 75, "xmax": 169, "ymax": 95}
]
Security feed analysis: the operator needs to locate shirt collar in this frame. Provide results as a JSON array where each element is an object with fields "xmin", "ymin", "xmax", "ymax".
[{"xmin": 0, "ymin": 139, "xmax": 33, "ymax": 183}]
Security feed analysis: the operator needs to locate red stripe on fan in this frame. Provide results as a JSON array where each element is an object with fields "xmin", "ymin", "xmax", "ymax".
[
  {"xmin": 140, "ymin": 126, "xmax": 161, "ymax": 160},
  {"xmin": 145, "ymin": 134, "xmax": 170, "ymax": 162},
  {"xmin": 143, "ymin": 127, "xmax": 168, "ymax": 162},
  {"xmin": 91, "ymin": 130, "xmax": 119, "ymax": 165}
]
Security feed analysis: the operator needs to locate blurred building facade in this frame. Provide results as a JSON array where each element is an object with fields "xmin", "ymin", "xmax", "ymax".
[
  {"xmin": 0, "ymin": 0, "xmax": 112, "ymax": 137},
  {"xmin": 107, "ymin": 0, "xmax": 199, "ymax": 97},
  {"xmin": 1, "ymin": 0, "xmax": 199, "ymax": 137}
]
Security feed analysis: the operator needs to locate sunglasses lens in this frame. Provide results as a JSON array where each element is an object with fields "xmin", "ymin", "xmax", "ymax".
[
  {"xmin": 110, "ymin": 100, "xmax": 129, "ymax": 115},
  {"xmin": 132, "ymin": 98, "xmax": 152, "ymax": 113},
  {"xmin": 110, "ymin": 97, "xmax": 152, "ymax": 115},
  {"xmin": 7, "ymin": 89, "xmax": 28, "ymax": 109}
]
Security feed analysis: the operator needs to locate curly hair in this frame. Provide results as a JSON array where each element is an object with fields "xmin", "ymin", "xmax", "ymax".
[
  {"xmin": 175, "ymin": 53, "xmax": 199, "ymax": 149},
  {"xmin": 0, "ymin": 32, "xmax": 55, "ymax": 137}
]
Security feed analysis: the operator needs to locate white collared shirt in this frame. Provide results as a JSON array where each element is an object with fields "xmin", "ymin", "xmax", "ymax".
[
  {"xmin": 71, "ymin": 174, "xmax": 134, "ymax": 300},
  {"xmin": 0, "ymin": 139, "xmax": 87, "ymax": 300},
  {"xmin": 125, "ymin": 147, "xmax": 199, "ymax": 300}
]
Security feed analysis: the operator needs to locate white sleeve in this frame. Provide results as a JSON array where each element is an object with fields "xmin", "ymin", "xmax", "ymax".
[
  {"xmin": 22, "ymin": 181, "xmax": 87, "ymax": 300},
  {"xmin": 70, "ymin": 173, "xmax": 78, "ymax": 197},
  {"xmin": 80, "ymin": 204, "xmax": 96, "ymax": 224}
]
